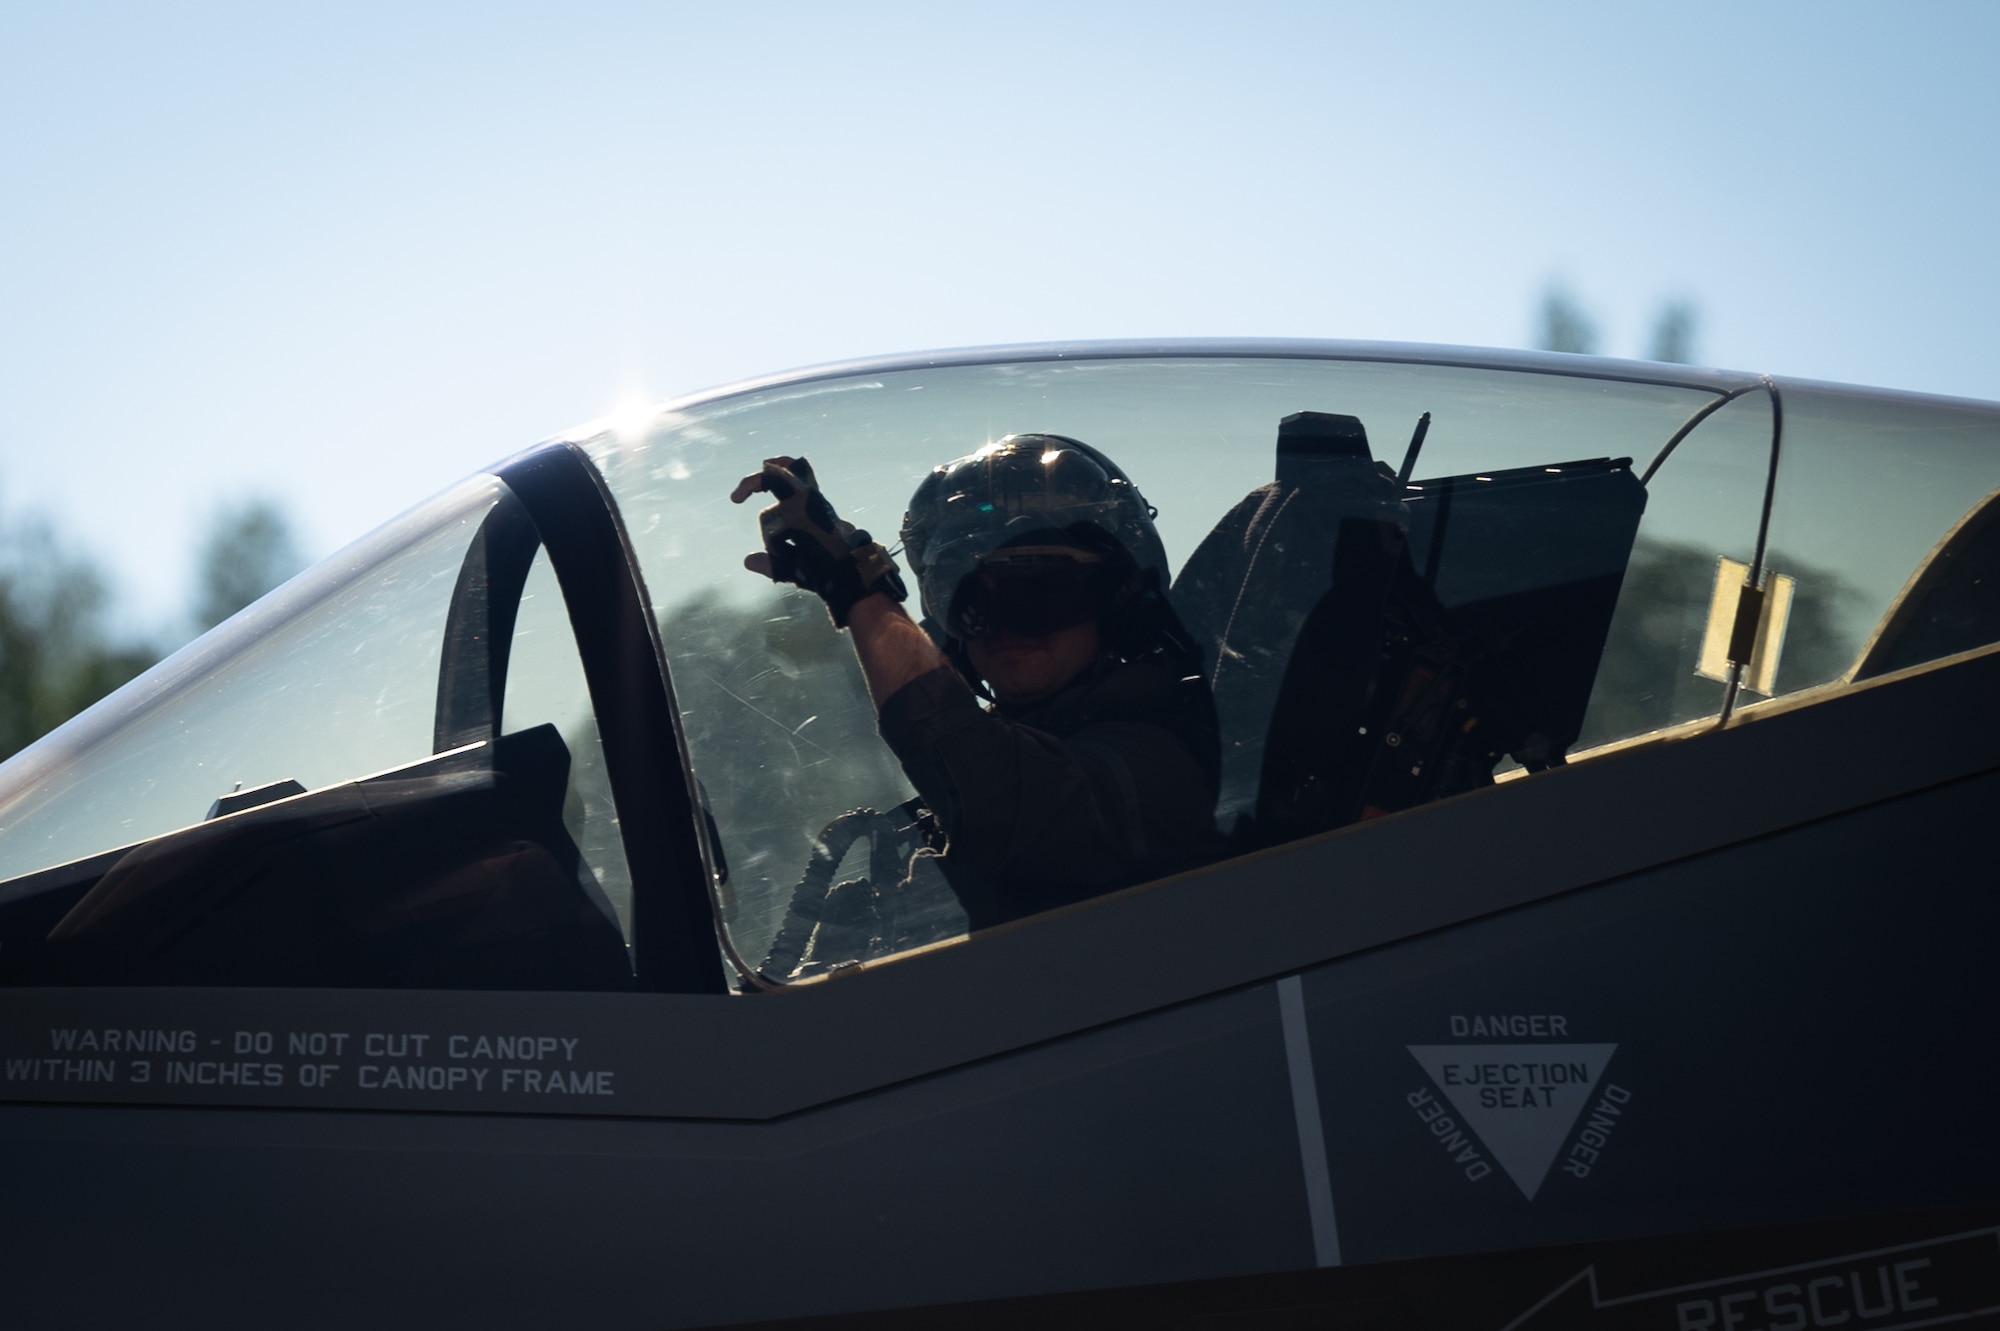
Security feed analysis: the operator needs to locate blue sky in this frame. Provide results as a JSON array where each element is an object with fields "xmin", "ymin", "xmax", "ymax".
[{"xmin": 3, "ymin": 1, "xmax": 1996, "ymax": 633}]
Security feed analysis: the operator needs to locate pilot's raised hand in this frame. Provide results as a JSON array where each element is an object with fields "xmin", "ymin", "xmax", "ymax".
[{"xmin": 730, "ymin": 455, "xmax": 907, "ymax": 627}]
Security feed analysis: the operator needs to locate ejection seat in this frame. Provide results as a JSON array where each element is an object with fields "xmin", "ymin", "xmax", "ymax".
[
  {"xmin": 1172, "ymin": 411, "xmax": 1648, "ymax": 851},
  {"xmin": 1171, "ymin": 413, "xmax": 1405, "ymax": 832}
]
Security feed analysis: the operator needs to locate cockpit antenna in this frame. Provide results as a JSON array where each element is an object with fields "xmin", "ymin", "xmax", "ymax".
[{"xmin": 1396, "ymin": 412, "xmax": 1432, "ymax": 487}]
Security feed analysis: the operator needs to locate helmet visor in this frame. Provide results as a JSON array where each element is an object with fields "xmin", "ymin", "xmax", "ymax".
[
  {"xmin": 908, "ymin": 440, "xmax": 1127, "ymax": 628},
  {"xmin": 946, "ymin": 543, "xmax": 1111, "ymax": 640}
]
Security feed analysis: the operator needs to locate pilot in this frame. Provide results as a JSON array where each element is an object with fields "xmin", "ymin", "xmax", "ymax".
[{"xmin": 731, "ymin": 435, "xmax": 1221, "ymax": 929}]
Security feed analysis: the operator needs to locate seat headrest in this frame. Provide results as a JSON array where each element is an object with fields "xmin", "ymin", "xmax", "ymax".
[{"xmin": 1276, "ymin": 411, "xmax": 1373, "ymax": 484}]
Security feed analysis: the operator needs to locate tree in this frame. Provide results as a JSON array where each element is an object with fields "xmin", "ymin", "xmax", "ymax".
[
  {"xmin": 1533, "ymin": 286, "xmax": 1704, "ymax": 363},
  {"xmin": 0, "ymin": 494, "xmax": 308, "ymax": 764},
  {"xmin": 1536, "ymin": 286, "xmax": 1600, "ymax": 355},
  {"xmin": 193, "ymin": 499, "xmax": 304, "ymax": 633},
  {"xmin": 0, "ymin": 510, "xmax": 159, "ymax": 761},
  {"xmin": 1578, "ymin": 537, "xmax": 1868, "ymax": 750},
  {"xmin": 1648, "ymin": 300, "xmax": 1697, "ymax": 364},
  {"xmin": 656, "ymin": 586, "xmax": 913, "ymax": 960}
]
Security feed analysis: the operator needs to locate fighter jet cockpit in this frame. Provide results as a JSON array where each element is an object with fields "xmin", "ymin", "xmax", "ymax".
[{"xmin": 1, "ymin": 346, "xmax": 1996, "ymax": 995}]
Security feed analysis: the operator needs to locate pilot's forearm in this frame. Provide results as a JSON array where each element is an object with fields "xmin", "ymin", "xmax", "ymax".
[{"xmin": 847, "ymin": 594, "xmax": 949, "ymax": 709}]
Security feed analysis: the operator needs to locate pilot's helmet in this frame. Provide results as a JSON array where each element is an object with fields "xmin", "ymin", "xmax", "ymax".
[{"xmin": 900, "ymin": 434, "xmax": 1169, "ymax": 642}]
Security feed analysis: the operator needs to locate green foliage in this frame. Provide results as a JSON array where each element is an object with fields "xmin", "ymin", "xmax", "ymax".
[
  {"xmin": 194, "ymin": 499, "xmax": 303, "ymax": 633},
  {"xmin": 0, "ymin": 493, "xmax": 308, "ymax": 763},
  {"xmin": 0, "ymin": 515, "xmax": 159, "ymax": 760},
  {"xmin": 1578, "ymin": 537, "xmax": 1870, "ymax": 749},
  {"xmin": 1578, "ymin": 537, "xmax": 1724, "ymax": 747},
  {"xmin": 1647, "ymin": 301, "xmax": 1697, "ymax": 364},
  {"xmin": 1534, "ymin": 286, "xmax": 1701, "ymax": 364},
  {"xmin": 1536, "ymin": 286, "xmax": 1600, "ymax": 355},
  {"xmin": 1762, "ymin": 547, "xmax": 1871, "ymax": 691},
  {"xmin": 658, "ymin": 587, "xmax": 912, "ymax": 959}
]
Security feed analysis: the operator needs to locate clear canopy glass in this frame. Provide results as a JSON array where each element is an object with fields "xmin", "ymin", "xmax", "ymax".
[
  {"xmin": 579, "ymin": 354, "xmax": 1772, "ymax": 976},
  {"xmin": 0, "ymin": 477, "xmax": 501, "ymax": 885},
  {"xmin": 3, "ymin": 344, "xmax": 1994, "ymax": 992}
]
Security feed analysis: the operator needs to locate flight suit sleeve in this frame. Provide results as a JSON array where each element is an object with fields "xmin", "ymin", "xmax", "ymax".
[{"xmin": 876, "ymin": 665, "xmax": 1217, "ymax": 926}]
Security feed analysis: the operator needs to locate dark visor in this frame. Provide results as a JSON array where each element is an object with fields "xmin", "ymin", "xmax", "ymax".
[{"xmin": 947, "ymin": 548, "xmax": 1109, "ymax": 640}]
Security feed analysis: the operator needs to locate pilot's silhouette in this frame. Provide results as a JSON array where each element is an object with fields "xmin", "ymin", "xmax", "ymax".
[{"xmin": 732, "ymin": 435, "xmax": 1220, "ymax": 928}]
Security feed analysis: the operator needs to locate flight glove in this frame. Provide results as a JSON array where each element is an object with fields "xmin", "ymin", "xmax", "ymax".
[{"xmin": 731, "ymin": 456, "xmax": 908, "ymax": 628}]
